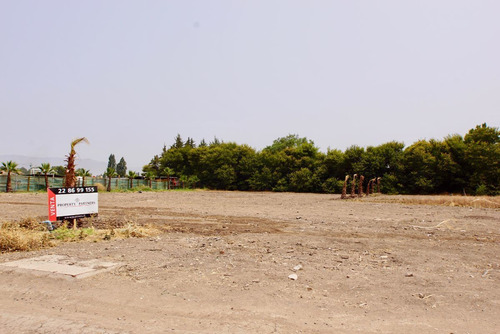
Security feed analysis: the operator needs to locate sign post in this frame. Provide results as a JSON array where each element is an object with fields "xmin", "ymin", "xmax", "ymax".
[{"xmin": 48, "ymin": 187, "xmax": 98, "ymax": 227}]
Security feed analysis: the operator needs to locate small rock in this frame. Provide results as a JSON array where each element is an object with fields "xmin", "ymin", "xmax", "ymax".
[
  {"xmin": 293, "ymin": 264, "xmax": 303, "ymax": 271},
  {"xmin": 288, "ymin": 273, "xmax": 298, "ymax": 280},
  {"xmin": 405, "ymin": 273, "xmax": 414, "ymax": 277},
  {"xmin": 252, "ymin": 279, "xmax": 260, "ymax": 283},
  {"xmin": 340, "ymin": 255, "xmax": 349, "ymax": 260}
]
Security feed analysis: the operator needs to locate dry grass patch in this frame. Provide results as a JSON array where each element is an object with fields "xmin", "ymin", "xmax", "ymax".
[
  {"xmin": 366, "ymin": 195, "xmax": 500, "ymax": 209},
  {"xmin": 0, "ymin": 217, "xmax": 162, "ymax": 253},
  {"xmin": 0, "ymin": 217, "xmax": 54, "ymax": 252}
]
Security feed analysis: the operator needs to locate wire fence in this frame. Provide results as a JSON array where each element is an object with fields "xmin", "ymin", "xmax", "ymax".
[{"xmin": 0, "ymin": 175, "xmax": 190, "ymax": 192}]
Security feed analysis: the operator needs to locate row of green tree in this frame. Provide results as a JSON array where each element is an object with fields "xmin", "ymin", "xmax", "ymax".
[{"xmin": 142, "ymin": 124, "xmax": 500, "ymax": 195}]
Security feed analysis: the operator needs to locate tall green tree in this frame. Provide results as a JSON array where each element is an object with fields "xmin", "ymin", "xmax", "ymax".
[
  {"xmin": 259, "ymin": 135, "xmax": 320, "ymax": 191},
  {"xmin": 116, "ymin": 157, "xmax": 127, "ymax": 177},
  {"xmin": 198, "ymin": 142, "xmax": 256, "ymax": 190},
  {"xmin": 107, "ymin": 154, "xmax": 116, "ymax": 170},
  {"xmin": 210, "ymin": 137, "xmax": 221, "ymax": 146},
  {"xmin": 185, "ymin": 137, "xmax": 195, "ymax": 148},
  {"xmin": 362, "ymin": 142, "xmax": 404, "ymax": 193},
  {"xmin": 143, "ymin": 155, "xmax": 161, "ymax": 177},
  {"xmin": 443, "ymin": 134, "xmax": 467, "ymax": 193},
  {"xmin": 264, "ymin": 134, "xmax": 310, "ymax": 153},
  {"xmin": 315, "ymin": 148, "xmax": 344, "ymax": 193},
  {"xmin": 463, "ymin": 123, "xmax": 500, "ymax": 194},
  {"xmin": 342, "ymin": 145, "xmax": 366, "ymax": 175},
  {"xmin": 401, "ymin": 140, "xmax": 436, "ymax": 194},
  {"xmin": 172, "ymin": 134, "xmax": 184, "ymax": 149},
  {"xmin": 1, "ymin": 161, "xmax": 20, "ymax": 192}
]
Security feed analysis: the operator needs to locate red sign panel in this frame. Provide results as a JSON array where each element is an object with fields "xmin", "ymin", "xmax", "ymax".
[{"xmin": 48, "ymin": 188, "xmax": 57, "ymax": 222}]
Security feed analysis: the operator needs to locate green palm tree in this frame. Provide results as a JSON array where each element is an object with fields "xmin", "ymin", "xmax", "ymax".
[
  {"xmin": 144, "ymin": 171, "xmax": 155, "ymax": 188},
  {"xmin": 1, "ymin": 161, "xmax": 20, "ymax": 193},
  {"xmin": 105, "ymin": 167, "xmax": 116, "ymax": 192},
  {"xmin": 64, "ymin": 137, "xmax": 89, "ymax": 187},
  {"xmin": 127, "ymin": 171, "xmax": 137, "ymax": 188},
  {"xmin": 162, "ymin": 167, "xmax": 174, "ymax": 189},
  {"xmin": 39, "ymin": 163, "xmax": 55, "ymax": 190},
  {"xmin": 76, "ymin": 168, "xmax": 92, "ymax": 186}
]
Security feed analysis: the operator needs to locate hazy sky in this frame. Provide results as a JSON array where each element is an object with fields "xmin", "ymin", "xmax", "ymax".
[{"xmin": 1, "ymin": 1, "xmax": 499, "ymax": 172}]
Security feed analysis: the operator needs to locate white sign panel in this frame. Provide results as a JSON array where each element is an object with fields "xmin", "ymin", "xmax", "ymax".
[{"xmin": 48, "ymin": 187, "xmax": 98, "ymax": 221}]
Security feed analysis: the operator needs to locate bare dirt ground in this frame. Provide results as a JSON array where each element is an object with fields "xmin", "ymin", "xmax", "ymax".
[{"xmin": 0, "ymin": 191, "xmax": 499, "ymax": 333}]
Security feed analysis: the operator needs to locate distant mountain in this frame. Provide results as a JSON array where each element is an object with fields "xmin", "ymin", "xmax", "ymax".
[{"xmin": 0, "ymin": 155, "xmax": 107, "ymax": 176}]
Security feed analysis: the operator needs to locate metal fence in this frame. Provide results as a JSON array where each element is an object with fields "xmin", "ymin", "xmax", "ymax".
[{"xmin": 0, "ymin": 175, "xmax": 187, "ymax": 192}]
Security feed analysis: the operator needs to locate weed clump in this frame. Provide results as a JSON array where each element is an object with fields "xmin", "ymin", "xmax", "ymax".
[{"xmin": 50, "ymin": 223, "xmax": 96, "ymax": 241}]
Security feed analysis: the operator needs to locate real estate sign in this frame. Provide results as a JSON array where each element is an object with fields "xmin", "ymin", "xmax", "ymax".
[{"xmin": 48, "ymin": 187, "xmax": 98, "ymax": 222}]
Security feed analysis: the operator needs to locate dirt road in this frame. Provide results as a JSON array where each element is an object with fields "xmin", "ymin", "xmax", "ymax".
[{"xmin": 0, "ymin": 191, "xmax": 499, "ymax": 333}]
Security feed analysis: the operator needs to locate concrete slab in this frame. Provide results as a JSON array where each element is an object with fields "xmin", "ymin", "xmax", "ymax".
[{"xmin": 0, "ymin": 255, "xmax": 121, "ymax": 279}]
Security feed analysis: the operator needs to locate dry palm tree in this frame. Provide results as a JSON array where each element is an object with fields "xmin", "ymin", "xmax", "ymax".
[
  {"xmin": 358, "ymin": 175, "xmax": 364, "ymax": 197},
  {"xmin": 350, "ymin": 174, "xmax": 357, "ymax": 198},
  {"xmin": 39, "ymin": 162, "xmax": 54, "ymax": 190},
  {"xmin": 1, "ymin": 161, "xmax": 20, "ymax": 193},
  {"xmin": 366, "ymin": 178, "xmax": 375, "ymax": 196},
  {"xmin": 341, "ymin": 175, "xmax": 349, "ymax": 199},
  {"xmin": 64, "ymin": 137, "xmax": 89, "ymax": 187},
  {"xmin": 376, "ymin": 177, "xmax": 382, "ymax": 193}
]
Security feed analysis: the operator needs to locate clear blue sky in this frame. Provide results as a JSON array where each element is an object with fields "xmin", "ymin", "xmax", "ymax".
[{"xmin": 1, "ymin": 1, "xmax": 499, "ymax": 172}]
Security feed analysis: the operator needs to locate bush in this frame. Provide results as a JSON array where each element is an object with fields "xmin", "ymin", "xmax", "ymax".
[{"xmin": 321, "ymin": 177, "xmax": 344, "ymax": 194}]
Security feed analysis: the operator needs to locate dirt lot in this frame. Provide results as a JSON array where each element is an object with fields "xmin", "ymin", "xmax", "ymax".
[{"xmin": 0, "ymin": 191, "xmax": 499, "ymax": 333}]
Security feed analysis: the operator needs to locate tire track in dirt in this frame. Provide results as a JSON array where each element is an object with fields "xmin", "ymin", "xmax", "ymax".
[
  {"xmin": 0, "ymin": 312, "xmax": 126, "ymax": 334},
  {"xmin": 0, "ymin": 201, "xmax": 45, "ymax": 206},
  {"xmin": 98, "ymin": 205, "xmax": 288, "ymax": 235}
]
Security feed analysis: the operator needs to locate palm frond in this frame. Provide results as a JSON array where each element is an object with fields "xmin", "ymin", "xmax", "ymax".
[{"xmin": 71, "ymin": 137, "xmax": 89, "ymax": 149}]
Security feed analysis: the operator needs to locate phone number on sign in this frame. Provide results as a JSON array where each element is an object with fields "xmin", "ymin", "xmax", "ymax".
[{"xmin": 56, "ymin": 187, "xmax": 96, "ymax": 194}]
